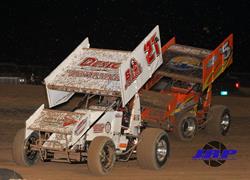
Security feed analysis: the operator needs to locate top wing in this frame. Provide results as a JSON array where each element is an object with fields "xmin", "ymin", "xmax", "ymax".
[
  {"xmin": 44, "ymin": 26, "xmax": 163, "ymax": 108},
  {"xmin": 158, "ymin": 41, "xmax": 211, "ymax": 83},
  {"xmin": 46, "ymin": 48, "xmax": 131, "ymax": 96},
  {"xmin": 202, "ymin": 34, "xmax": 233, "ymax": 90},
  {"xmin": 44, "ymin": 38, "xmax": 131, "ymax": 108},
  {"xmin": 45, "ymin": 38, "xmax": 90, "ymax": 108},
  {"xmin": 120, "ymin": 25, "xmax": 163, "ymax": 106},
  {"xmin": 157, "ymin": 34, "xmax": 233, "ymax": 91}
]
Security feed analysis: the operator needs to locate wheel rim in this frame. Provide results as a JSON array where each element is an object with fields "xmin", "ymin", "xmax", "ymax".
[
  {"xmin": 24, "ymin": 135, "xmax": 38, "ymax": 161},
  {"xmin": 182, "ymin": 117, "xmax": 196, "ymax": 137},
  {"xmin": 100, "ymin": 142, "xmax": 115, "ymax": 172},
  {"xmin": 156, "ymin": 139, "xmax": 168, "ymax": 162},
  {"xmin": 221, "ymin": 113, "xmax": 230, "ymax": 132}
]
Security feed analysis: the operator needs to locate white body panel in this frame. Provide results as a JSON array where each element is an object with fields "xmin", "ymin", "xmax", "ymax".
[
  {"xmin": 25, "ymin": 104, "xmax": 45, "ymax": 138},
  {"xmin": 70, "ymin": 110, "xmax": 103, "ymax": 146},
  {"xmin": 24, "ymin": 103, "xmax": 139, "ymax": 151},
  {"xmin": 46, "ymin": 48, "xmax": 131, "ymax": 97},
  {"xmin": 86, "ymin": 111, "xmax": 125, "ymax": 149},
  {"xmin": 120, "ymin": 26, "xmax": 163, "ymax": 106},
  {"xmin": 125, "ymin": 93, "xmax": 141, "ymax": 136},
  {"xmin": 45, "ymin": 38, "xmax": 90, "ymax": 108},
  {"xmin": 70, "ymin": 110, "xmax": 127, "ymax": 150}
]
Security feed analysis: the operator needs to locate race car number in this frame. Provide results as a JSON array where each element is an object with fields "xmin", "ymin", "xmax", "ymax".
[
  {"xmin": 144, "ymin": 33, "xmax": 160, "ymax": 65},
  {"xmin": 220, "ymin": 41, "xmax": 232, "ymax": 60}
]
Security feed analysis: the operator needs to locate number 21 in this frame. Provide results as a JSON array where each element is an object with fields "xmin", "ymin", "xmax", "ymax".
[{"xmin": 144, "ymin": 33, "xmax": 160, "ymax": 65}]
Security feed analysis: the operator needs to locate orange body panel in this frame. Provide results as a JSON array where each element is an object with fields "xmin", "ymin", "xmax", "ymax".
[
  {"xmin": 141, "ymin": 86, "xmax": 201, "ymax": 130},
  {"xmin": 202, "ymin": 34, "xmax": 233, "ymax": 90},
  {"xmin": 141, "ymin": 34, "xmax": 233, "ymax": 131}
]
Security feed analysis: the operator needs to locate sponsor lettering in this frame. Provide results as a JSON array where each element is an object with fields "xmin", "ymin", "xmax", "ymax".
[
  {"xmin": 125, "ymin": 58, "xmax": 142, "ymax": 89},
  {"xmin": 79, "ymin": 57, "xmax": 120, "ymax": 69},
  {"xmin": 67, "ymin": 70, "xmax": 120, "ymax": 81},
  {"xmin": 93, "ymin": 123, "xmax": 105, "ymax": 133},
  {"xmin": 74, "ymin": 118, "xmax": 87, "ymax": 136}
]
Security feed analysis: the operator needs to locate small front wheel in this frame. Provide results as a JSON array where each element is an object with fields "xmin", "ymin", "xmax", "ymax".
[
  {"xmin": 137, "ymin": 128, "xmax": 170, "ymax": 170},
  {"xmin": 87, "ymin": 136, "xmax": 116, "ymax": 175},
  {"xmin": 174, "ymin": 112, "xmax": 197, "ymax": 141},
  {"xmin": 207, "ymin": 105, "xmax": 231, "ymax": 136},
  {"xmin": 12, "ymin": 128, "xmax": 39, "ymax": 166}
]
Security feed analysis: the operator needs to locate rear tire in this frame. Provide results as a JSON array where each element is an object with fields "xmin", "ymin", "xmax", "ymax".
[
  {"xmin": 137, "ymin": 128, "xmax": 169, "ymax": 170},
  {"xmin": 207, "ymin": 105, "xmax": 231, "ymax": 136},
  {"xmin": 12, "ymin": 128, "xmax": 39, "ymax": 166},
  {"xmin": 174, "ymin": 112, "xmax": 197, "ymax": 141},
  {"xmin": 87, "ymin": 136, "xmax": 116, "ymax": 175}
]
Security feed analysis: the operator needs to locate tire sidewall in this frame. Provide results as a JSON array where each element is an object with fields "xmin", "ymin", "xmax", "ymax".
[
  {"xmin": 207, "ymin": 105, "xmax": 231, "ymax": 136},
  {"xmin": 221, "ymin": 109, "xmax": 231, "ymax": 136},
  {"xmin": 12, "ymin": 129, "xmax": 39, "ymax": 166},
  {"xmin": 137, "ymin": 128, "xmax": 170, "ymax": 170},
  {"xmin": 154, "ymin": 132, "xmax": 169, "ymax": 168},
  {"xmin": 24, "ymin": 132, "xmax": 39, "ymax": 166},
  {"xmin": 177, "ymin": 114, "xmax": 197, "ymax": 141},
  {"xmin": 100, "ymin": 140, "xmax": 116, "ymax": 174},
  {"xmin": 87, "ymin": 136, "xmax": 116, "ymax": 175}
]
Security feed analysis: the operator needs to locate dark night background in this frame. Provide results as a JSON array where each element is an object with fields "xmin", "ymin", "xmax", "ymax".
[{"xmin": 1, "ymin": 0, "xmax": 250, "ymax": 73}]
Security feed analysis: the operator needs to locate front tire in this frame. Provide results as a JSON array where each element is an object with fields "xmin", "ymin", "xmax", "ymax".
[
  {"xmin": 207, "ymin": 105, "xmax": 231, "ymax": 136},
  {"xmin": 12, "ymin": 128, "xmax": 39, "ymax": 166},
  {"xmin": 137, "ymin": 128, "xmax": 169, "ymax": 170},
  {"xmin": 87, "ymin": 136, "xmax": 116, "ymax": 175},
  {"xmin": 174, "ymin": 112, "xmax": 197, "ymax": 141}
]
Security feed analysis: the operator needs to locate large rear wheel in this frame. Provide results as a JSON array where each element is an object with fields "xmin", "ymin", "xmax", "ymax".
[
  {"xmin": 12, "ymin": 128, "xmax": 39, "ymax": 166},
  {"xmin": 137, "ymin": 128, "xmax": 169, "ymax": 170},
  {"xmin": 87, "ymin": 136, "xmax": 116, "ymax": 175}
]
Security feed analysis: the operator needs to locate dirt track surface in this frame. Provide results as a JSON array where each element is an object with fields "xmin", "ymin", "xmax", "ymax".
[{"xmin": 0, "ymin": 85, "xmax": 249, "ymax": 180}]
